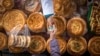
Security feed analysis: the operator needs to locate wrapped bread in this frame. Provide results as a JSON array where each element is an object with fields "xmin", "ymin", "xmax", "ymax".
[
  {"xmin": 53, "ymin": 0, "xmax": 76, "ymax": 17},
  {"xmin": 27, "ymin": 12, "xmax": 46, "ymax": 33},
  {"xmin": 0, "ymin": 32, "xmax": 7, "ymax": 50},
  {"xmin": 8, "ymin": 35, "xmax": 25, "ymax": 53},
  {"xmin": 88, "ymin": 36, "xmax": 100, "ymax": 55},
  {"xmin": 28, "ymin": 35, "xmax": 46, "ymax": 54},
  {"xmin": 3, "ymin": 9, "xmax": 26, "ymax": 32},
  {"xmin": 8, "ymin": 34, "xmax": 15, "ymax": 46},
  {"xmin": 16, "ymin": 36, "xmax": 31, "ymax": 48},
  {"xmin": 67, "ymin": 37, "xmax": 87, "ymax": 55},
  {"xmin": 47, "ymin": 36, "xmax": 67, "ymax": 54},
  {"xmin": 67, "ymin": 17, "xmax": 87, "ymax": 37},
  {"xmin": 24, "ymin": 0, "xmax": 41, "ymax": 13},
  {"xmin": 47, "ymin": 16, "xmax": 66, "ymax": 35},
  {"xmin": 26, "ymin": 36, "xmax": 31, "ymax": 48},
  {"xmin": 8, "ymin": 35, "xmax": 31, "ymax": 48},
  {"xmin": 2, "ymin": 0, "xmax": 14, "ymax": 10}
]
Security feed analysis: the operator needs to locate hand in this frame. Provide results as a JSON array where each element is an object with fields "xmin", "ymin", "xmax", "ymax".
[
  {"xmin": 47, "ymin": 17, "xmax": 57, "ymax": 40},
  {"xmin": 47, "ymin": 17, "xmax": 55, "ymax": 34},
  {"xmin": 49, "ymin": 25, "xmax": 57, "ymax": 40}
]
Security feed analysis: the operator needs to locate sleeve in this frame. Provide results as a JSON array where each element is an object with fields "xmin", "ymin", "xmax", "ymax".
[
  {"xmin": 40, "ymin": 0, "xmax": 54, "ymax": 15},
  {"xmin": 50, "ymin": 38, "xmax": 61, "ymax": 56}
]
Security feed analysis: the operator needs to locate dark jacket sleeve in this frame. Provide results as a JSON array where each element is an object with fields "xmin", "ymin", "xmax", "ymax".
[{"xmin": 50, "ymin": 38, "xmax": 61, "ymax": 56}]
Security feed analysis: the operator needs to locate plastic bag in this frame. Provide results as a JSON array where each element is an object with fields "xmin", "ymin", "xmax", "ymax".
[{"xmin": 8, "ymin": 24, "xmax": 31, "ymax": 48}]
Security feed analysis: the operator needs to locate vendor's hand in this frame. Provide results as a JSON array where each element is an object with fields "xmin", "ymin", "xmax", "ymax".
[
  {"xmin": 47, "ymin": 17, "xmax": 57, "ymax": 40},
  {"xmin": 49, "ymin": 25, "xmax": 57, "ymax": 40},
  {"xmin": 47, "ymin": 17, "xmax": 54, "ymax": 34},
  {"xmin": 50, "ymin": 26, "xmax": 57, "ymax": 36}
]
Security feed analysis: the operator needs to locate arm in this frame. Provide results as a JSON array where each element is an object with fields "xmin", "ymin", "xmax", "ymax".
[
  {"xmin": 48, "ymin": 25, "xmax": 61, "ymax": 56},
  {"xmin": 50, "ymin": 38, "xmax": 60, "ymax": 56}
]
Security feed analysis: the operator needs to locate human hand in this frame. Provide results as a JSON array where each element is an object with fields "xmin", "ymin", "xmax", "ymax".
[{"xmin": 49, "ymin": 25, "xmax": 57, "ymax": 40}]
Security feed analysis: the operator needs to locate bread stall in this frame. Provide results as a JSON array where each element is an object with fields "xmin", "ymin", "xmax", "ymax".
[{"xmin": 0, "ymin": 0, "xmax": 100, "ymax": 56}]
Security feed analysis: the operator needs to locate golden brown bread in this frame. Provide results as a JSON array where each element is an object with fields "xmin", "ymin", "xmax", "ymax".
[
  {"xmin": 0, "ymin": 32, "xmax": 7, "ymax": 50},
  {"xmin": 67, "ymin": 17, "xmax": 87, "ymax": 37},
  {"xmin": 53, "ymin": 0, "xmax": 76, "ymax": 17},
  {"xmin": 2, "ymin": 0, "xmax": 14, "ymax": 10},
  {"xmin": 3, "ymin": 9, "xmax": 26, "ymax": 32},
  {"xmin": 8, "ymin": 46, "xmax": 24, "ymax": 53},
  {"xmin": 67, "ymin": 37, "xmax": 87, "ymax": 55},
  {"xmin": 0, "ymin": 0, "xmax": 5, "ymax": 13},
  {"xmin": 24, "ymin": 0, "xmax": 41, "ymax": 13},
  {"xmin": 0, "ymin": 14, "xmax": 3, "ymax": 30},
  {"xmin": 0, "ymin": 5, "xmax": 6, "ymax": 13},
  {"xmin": 28, "ymin": 35, "xmax": 46, "ymax": 54},
  {"xmin": 47, "ymin": 16, "xmax": 66, "ymax": 35},
  {"xmin": 88, "ymin": 36, "xmax": 100, "ymax": 55},
  {"xmin": 47, "ymin": 36, "xmax": 67, "ymax": 54},
  {"xmin": 27, "ymin": 12, "xmax": 46, "ymax": 33},
  {"xmin": 8, "ymin": 35, "xmax": 25, "ymax": 53}
]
